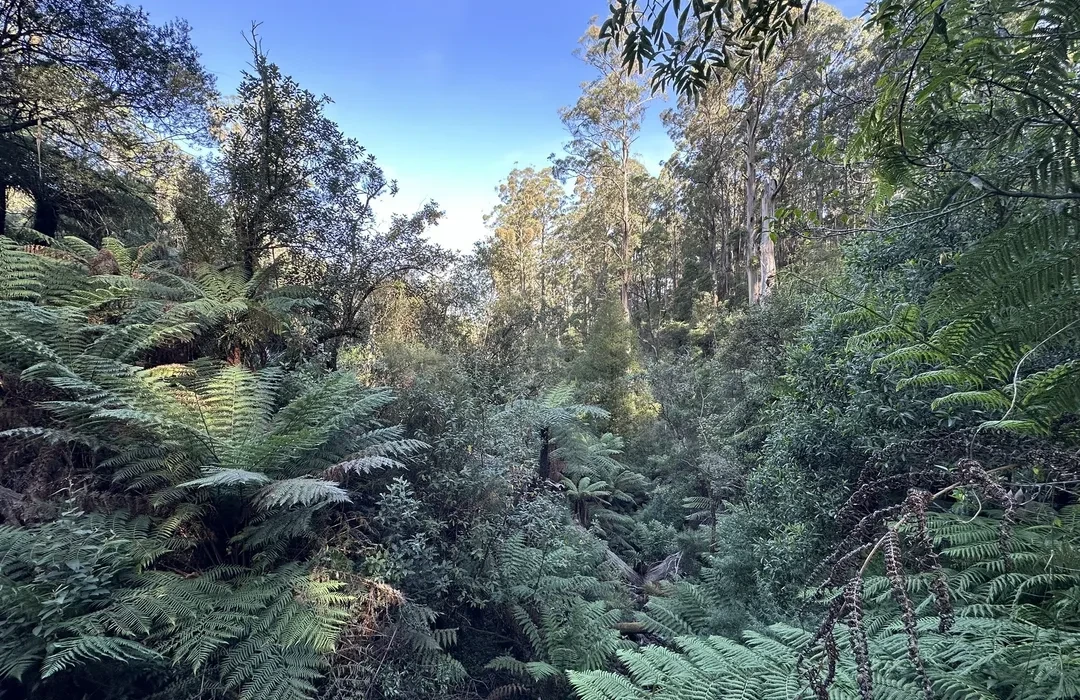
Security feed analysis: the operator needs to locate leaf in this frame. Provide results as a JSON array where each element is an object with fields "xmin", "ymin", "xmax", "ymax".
[
  {"xmin": 254, "ymin": 478, "xmax": 351, "ymax": 510},
  {"xmin": 179, "ymin": 468, "xmax": 272, "ymax": 489},
  {"xmin": 931, "ymin": 11, "xmax": 948, "ymax": 42}
]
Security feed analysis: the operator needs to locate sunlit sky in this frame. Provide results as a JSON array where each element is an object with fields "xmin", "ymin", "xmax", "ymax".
[{"xmin": 137, "ymin": 0, "xmax": 866, "ymax": 251}]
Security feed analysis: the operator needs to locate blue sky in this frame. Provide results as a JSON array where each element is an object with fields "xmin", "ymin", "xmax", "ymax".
[{"xmin": 138, "ymin": 0, "xmax": 866, "ymax": 251}]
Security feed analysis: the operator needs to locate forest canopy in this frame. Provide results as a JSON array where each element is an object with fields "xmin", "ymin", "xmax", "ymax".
[{"xmin": 1, "ymin": 0, "xmax": 1078, "ymax": 699}]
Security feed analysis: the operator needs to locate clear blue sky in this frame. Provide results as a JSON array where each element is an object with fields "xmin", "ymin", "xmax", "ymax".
[{"xmin": 137, "ymin": 0, "xmax": 867, "ymax": 251}]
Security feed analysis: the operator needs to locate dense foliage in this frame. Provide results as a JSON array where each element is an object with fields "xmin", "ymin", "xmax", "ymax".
[{"xmin": 1, "ymin": 0, "xmax": 1077, "ymax": 699}]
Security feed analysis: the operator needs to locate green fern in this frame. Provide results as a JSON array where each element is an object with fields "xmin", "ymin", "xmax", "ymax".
[
  {"xmin": 573, "ymin": 503, "xmax": 1080, "ymax": 700},
  {"xmin": 0, "ymin": 233, "xmax": 429, "ymax": 699},
  {"xmin": 481, "ymin": 530, "xmax": 629, "ymax": 697},
  {"xmin": 848, "ymin": 0, "xmax": 1080, "ymax": 441}
]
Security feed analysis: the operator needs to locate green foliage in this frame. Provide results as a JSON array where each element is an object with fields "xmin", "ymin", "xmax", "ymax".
[
  {"xmin": 5, "ymin": 2, "xmax": 1080, "ymax": 700},
  {"xmin": 0, "ymin": 232, "xmax": 424, "ymax": 699},
  {"xmin": 0, "ymin": 0, "xmax": 213, "ymax": 240},
  {"xmin": 845, "ymin": 0, "xmax": 1080, "ymax": 440},
  {"xmin": 572, "ymin": 298, "xmax": 659, "ymax": 433},
  {"xmin": 636, "ymin": 533, "xmax": 765, "ymax": 641},
  {"xmin": 484, "ymin": 531, "xmax": 630, "ymax": 698},
  {"xmin": 573, "ymin": 504, "xmax": 1080, "ymax": 700},
  {"xmin": 371, "ymin": 476, "xmax": 454, "ymax": 596},
  {"xmin": 0, "ymin": 512, "xmax": 163, "ymax": 683},
  {"xmin": 600, "ymin": 0, "xmax": 812, "ymax": 97},
  {"xmin": 857, "ymin": 212, "xmax": 1080, "ymax": 438},
  {"xmin": 0, "ymin": 511, "xmax": 353, "ymax": 699}
]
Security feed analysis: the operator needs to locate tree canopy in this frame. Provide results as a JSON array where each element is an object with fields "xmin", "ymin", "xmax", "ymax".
[{"xmin": 1, "ymin": 1, "xmax": 1078, "ymax": 699}]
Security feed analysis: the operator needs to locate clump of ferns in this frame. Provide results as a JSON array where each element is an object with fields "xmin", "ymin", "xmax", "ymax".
[{"xmin": 797, "ymin": 458, "xmax": 1024, "ymax": 700}]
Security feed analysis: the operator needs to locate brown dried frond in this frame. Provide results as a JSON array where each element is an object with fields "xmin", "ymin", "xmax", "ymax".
[
  {"xmin": 804, "ymin": 449, "xmax": 1057, "ymax": 700},
  {"xmin": 818, "ymin": 542, "xmax": 874, "ymax": 590},
  {"xmin": 798, "ymin": 591, "xmax": 846, "ymax": 698},
  {"xmin": 883, "ymin": 528, "xmax": 933, "ymax": 699},
  {"xmin": 957, "ymin": 458, "xmax": 1016, "ymax": 567},
  {"xmin": 840, "ymin": 470, "xmax": 946, "ymax": 522},
  {"xmin": 848, "ymin": 432, "xmax": 1048, "ymax": 521},
  {"xmin": 323, "ymin": 576, "xmax": 409, "ymax": 700},
  {"xmin": 806, "ymin": 628, "xmax": 840, "ymax": 700},
  {"xmin": 319, "ymin": 571, "xmax": 406, "ymax": 644},
  {"xmin": 823, "ymin": 630, "xmax": 840, "ymax": 690},
  {"xmin": 929, "ymin": 572, "xmax": 953, "ymax": 633},
  {"xmin": 845, "ymin": 577, "xmax": 873, "ymax": 700},
  {"xmin": 352, "ymin": 580, "xmax": 406, "ymax": 638},
  {"xmin": 902, "ymin": 488, "xmax": 953, "ymax": 632},
  {"xmin": 811, "ymin": 506, "xmax": 901, "ymax": 589},
  {"xmin": 89, "ymin": 248, "xmax": 121, "ymax": 276}
]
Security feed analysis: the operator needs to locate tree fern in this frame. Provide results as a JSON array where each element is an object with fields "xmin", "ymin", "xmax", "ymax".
[
  {"xmin": 481, "ymin": 530, "xmax": 629, "ymax": 698},
  {"xmin": 0, "ymin": 233, "xmax": 428, "ymax": 699},
  {"xmin": 574, "ymin": 500, "xmax": 1080, "ymax": 700},
  {"xmin": 845, "ymin": 0, "xmax": 1080, "ymax": 441}
]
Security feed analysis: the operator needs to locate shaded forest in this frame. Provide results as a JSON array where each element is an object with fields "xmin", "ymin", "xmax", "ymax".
[{"xmin": 1, "ymin": 0, "xmax": 1079, "ymax": 699}]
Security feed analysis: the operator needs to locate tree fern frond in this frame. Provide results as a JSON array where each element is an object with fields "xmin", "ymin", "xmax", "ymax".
[{"xmin": 253, "ymin": 478, "xmax": 351, "ymax": 510}]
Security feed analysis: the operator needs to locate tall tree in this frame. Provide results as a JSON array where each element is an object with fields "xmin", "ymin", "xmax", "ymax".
[
  {"xmin": 300, "ymin": 201, "xmax": 453, "ymax": 369},
  {"xmin": 484, "ymin": 167, "xmax": 564, "ymax": 320},
  {"xmin": 663, "ymin": 5, "xmax": 873, "ymax": 307},
  {"xmin": 663, "ymin": 71, "xmax": 743, "ymax": 307},
  {"xmin": 556, "ymin": 22, "xmax": 651, "ymax": 319},
  {"xmin": 217, "ymin": 33, "xmax": 356, "ymax": 277}
]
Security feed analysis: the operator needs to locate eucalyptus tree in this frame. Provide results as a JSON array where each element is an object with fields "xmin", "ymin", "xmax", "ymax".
[
  {"xmin": 744, "ymin": 4, "xmax": 874, "ymax": 303},
  {"xmin": 556, "ymin": 23, "xmax": 654, "ymax": 319},
  {"xmin": 600, "ymin": 0, "xmax": 812, "ymax": 97},
  {"xmin": 661, "ymin": 4, "xmax": 873, "ymax": 306},
  {"xmin": 484, "ymin": 166, "xmax": 565, "ymax": 322},
  {"xmin": 663, "ymin": 69, "xmax": 744, "ymax": 306}
]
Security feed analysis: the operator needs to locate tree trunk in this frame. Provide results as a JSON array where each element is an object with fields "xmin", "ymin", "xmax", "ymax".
[
  {"xmin": 227, "ymin": 345, "xmax": 243, "ymax": 366},
  {"xmin": 539, "ymin": 223, "xmax": 547, "ymax": 325},
  {"xmin": 759, "ymin": 176, "xmax": 777, "ymax": 303},
  {"xmin": 538, "ymin": 427, "xmax": 552, "ymax": 481},
  {"xmin": 0, "ymin": 181, "xmax": 6, "ymax": 237},
  {"xmin": 33, "ymin": 196, "xmax": 58, "ymax": 236},
  {"xmin": 671, "ymin": 216, "xmax": 680, "ymax": 307},
  {"xmin": 241, "ymin": 239, "xmax": 258, "ymax": 279},
  {"xmin": 326, "ymin": 337, "xmax": 341, "ymax": 371},
  {"xmin": 519, "ymin": 252, "xmax": 526, "ymax": 299},
  {"xmin": 718, "ymin": 188, "xmax": 730, "ymax": 302},
  {"xmin": 707, "ymin": 217, "xmax": 719, "ymax": 306},
  {"xmin": 620, "ymin": 140, "xmax": 632, "ymax": 319},
  {"xmin": 239, "ymin": 49, "xmax": 277, "ymax": 281},
  {"xmin": 744, "ymin": 106, "xmax": 759, "ymax": 306}
]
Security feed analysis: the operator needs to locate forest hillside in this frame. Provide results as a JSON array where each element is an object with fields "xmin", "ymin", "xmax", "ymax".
[{"xmin": 1, "ymin": 0, "xmax": 1078, "ymax": 699}]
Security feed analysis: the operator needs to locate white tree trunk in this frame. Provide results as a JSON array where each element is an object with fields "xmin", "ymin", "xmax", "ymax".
[
  {"xmin": 759, "ymin": 176, "xmax": 777, "ymax": 303},
  {"xmin": 620, "ymin": 140, "xmax": 632, "ymax": 319},
  {"xmin": 745, "ymin": 105, "xmax": 759, "ymax": 307}
]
